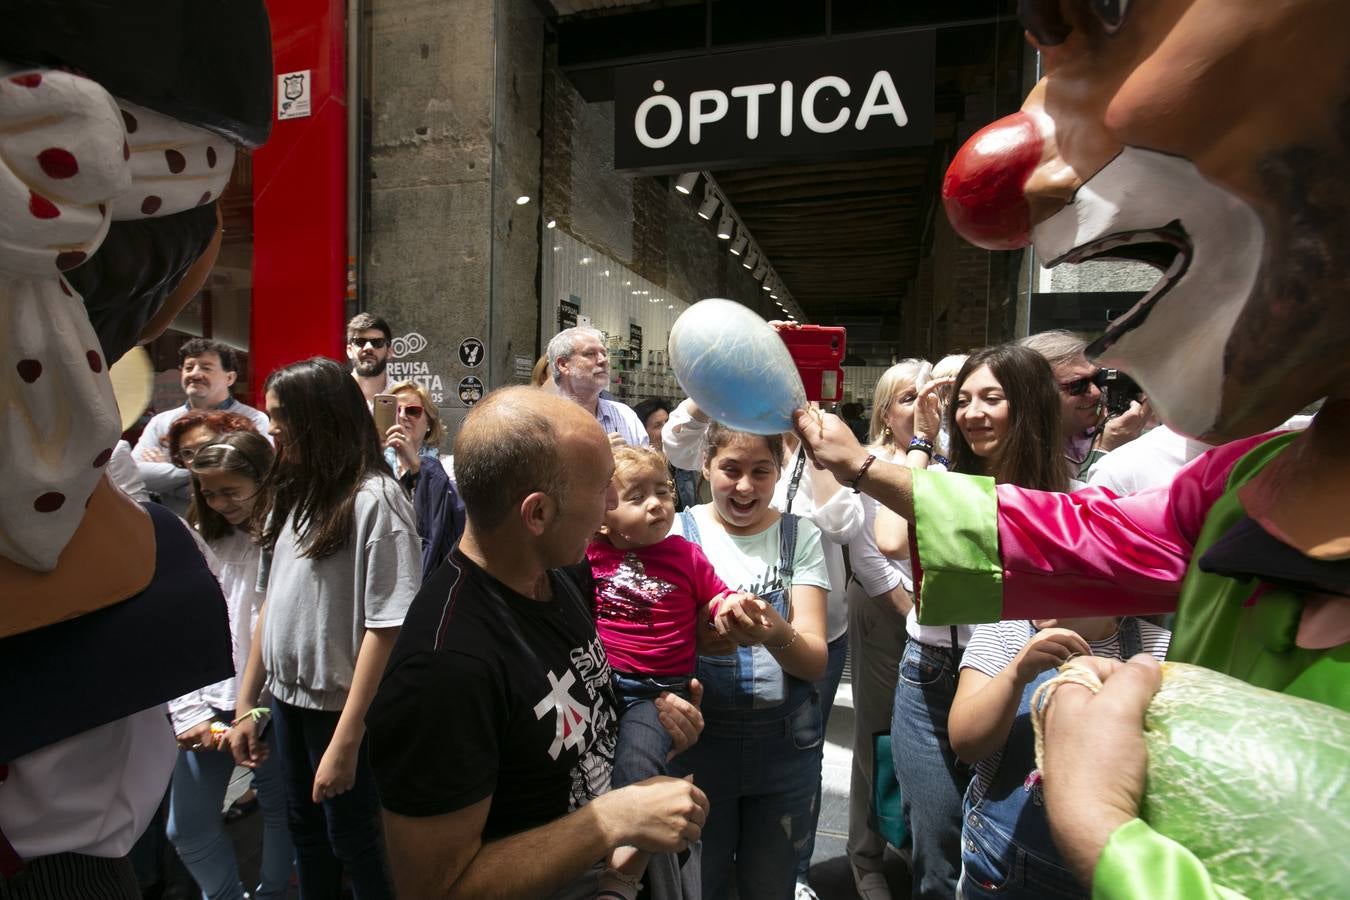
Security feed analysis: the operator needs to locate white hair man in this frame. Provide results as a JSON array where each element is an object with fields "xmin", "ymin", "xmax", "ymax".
[{"xmin": 547, "ymin": 326, "xmax": 649, "ymax": 448}]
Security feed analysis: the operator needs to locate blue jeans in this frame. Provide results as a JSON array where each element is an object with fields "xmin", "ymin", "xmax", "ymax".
[
  {"xmin": 795, "ymin": 632, "xmax": 849, "ymax": 882},
  {"xmin": 669, "ymin": 692, "xmax": 824, "ymax": 900},
  {"xmin": 611, "ymin": 672, "xmax": 691, "ymax": 790},
  {"xmin": 167, "ymin": 725, "xmax": 293, "ymax": 900},
  {"xmin": 272, "ymin": 700, "xmax": 392, "ymax": 900},
  {"xmin": 892, "ymin": 639, "xmax": 972, "ymax": 900}
]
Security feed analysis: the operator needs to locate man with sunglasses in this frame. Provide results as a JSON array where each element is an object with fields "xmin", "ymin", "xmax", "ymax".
[
  {"xmin": 1019, "ymin": 331, "xmax": 1148, "ymax": 481},
  {"xmin": 347, "ymin": 312, "xmax": 395, "ymax": 408}
]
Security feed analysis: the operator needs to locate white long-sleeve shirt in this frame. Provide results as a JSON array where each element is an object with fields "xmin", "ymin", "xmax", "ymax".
[{"xmin": 168, "ymin": 528, "xmax": 264, "ymax": 734}]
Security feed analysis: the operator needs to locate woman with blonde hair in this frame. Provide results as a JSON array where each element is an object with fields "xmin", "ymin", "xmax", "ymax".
[
  {"xmin": 382, "ymin": 380, "xmax": 465, "ymax": 580},
  {"xmin": 845, "ymin": 358, "xmax": 932, "ymax": 899}
]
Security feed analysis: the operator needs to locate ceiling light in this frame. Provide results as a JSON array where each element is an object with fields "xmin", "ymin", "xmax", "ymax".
[
  {"xmin": 675, "ymin": 172, "xmax": 699, "ymax": 195},
  {"xmin": 697, "ymin": 185, "xmax": 719, "ymax": 220},
  {"xmin": 753, "ymin": 262, "xmax": 767, "ymax": 281},
  {"xmin": 546, "ymin": 219, "xmax": 556, "ymax": 229},
  {"xmin": 770, "ymin": 289, "xmax": 779, "ymax": 300},
  {"xmin": 516, "ymin": 195, "xmax": 530, "ymax": 205},
  {"xmin": 580, "ymin": 257, "xmax": 591, "ymax": 265},
  {"xmin": 729, "ymin": 233, "xmax": 748, "ymax": 256},
  {"xmin": 716, "ymin": 213, "xmax": 734, "ymax": 240},
  {"xmin": 742, "ymin": 250, "xmax": 758, "ymax": 270}
]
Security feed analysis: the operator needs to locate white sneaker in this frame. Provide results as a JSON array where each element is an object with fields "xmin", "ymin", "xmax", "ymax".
[{"xmin": 793, "ymin": 881, "xmax": 820, "ymax": 900}]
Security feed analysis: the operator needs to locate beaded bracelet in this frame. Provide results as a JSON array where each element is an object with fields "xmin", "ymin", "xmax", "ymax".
[
  {"xmin": 933, "ymin": 453, "xmax": 951, "ymax": 468},
  {"xmin": 908, "ymin": 435, "xmax": 935, "ymax": 456},
  {"xmin": 766, "ymin": 627, "xmax": 800, "ymax": 652}
]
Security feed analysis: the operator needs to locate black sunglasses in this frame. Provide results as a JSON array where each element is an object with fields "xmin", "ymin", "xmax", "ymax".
[
  {"xmin": 1059, "ymin": 369, "xmax": 1108, "ymax": 397},
  {"xmin": 349, "ymin": 336, "xmax": 388, "ymax": 349}
]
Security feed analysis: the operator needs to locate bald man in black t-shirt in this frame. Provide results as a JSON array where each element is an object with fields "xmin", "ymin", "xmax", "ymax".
[{"xmin": 367, "ymin": 387, "xmax": 707, "ymax": 899}]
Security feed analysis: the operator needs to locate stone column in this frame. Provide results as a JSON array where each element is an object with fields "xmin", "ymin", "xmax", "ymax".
[{"xmin": 365, "ymin": 0, "xmax": 543, "ymax": 437}]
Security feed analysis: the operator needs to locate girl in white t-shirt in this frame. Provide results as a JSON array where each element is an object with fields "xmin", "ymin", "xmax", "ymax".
[
  {"xmin": 667, "ymin": 424, "xmax": 831, "ymax": 900},
  {"xmin": 168, "ymin": 431, "xmax": 293, "ymax": 900}
]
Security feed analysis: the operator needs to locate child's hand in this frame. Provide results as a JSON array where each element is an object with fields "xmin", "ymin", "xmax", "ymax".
[
  {"xmin": 1012, "ymin": 627, "xmax": 1093, "ymax": 687},
  {"xmin": 713, "ymin": 593, "xmax": 779, "ymax": 646}
]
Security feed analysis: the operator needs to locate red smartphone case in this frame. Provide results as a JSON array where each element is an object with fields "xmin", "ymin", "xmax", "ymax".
[{"xmin": 778, "ymin": 325, "xmax": 846, "ymax": 403}]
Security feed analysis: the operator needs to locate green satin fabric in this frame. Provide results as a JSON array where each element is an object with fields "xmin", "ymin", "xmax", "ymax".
[
  {"xmin": 911, "ymin": 467, "xmax": 1002, "ymax": 625},
  {"xmin": 1094, "ymin": 819, "xmax": 1247, "ymax": 900},
  {"xmin": 1170, "ymin": 433, "xmax": 1349, "ymax": 712}
]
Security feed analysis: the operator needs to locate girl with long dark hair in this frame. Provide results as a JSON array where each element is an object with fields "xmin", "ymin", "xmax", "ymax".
[
  {"xmin": 878, "ymin": 344, "xmax": 1066, "ymax": 900},
  {"xmin": 229, "ymin": 357, "xmax": 421, "ymax": 899}
]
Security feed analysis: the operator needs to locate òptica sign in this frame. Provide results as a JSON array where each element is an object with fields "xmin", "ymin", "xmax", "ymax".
[{"xmin": 614, "ymin": 31, "xmax": 934, "ymax": 173}]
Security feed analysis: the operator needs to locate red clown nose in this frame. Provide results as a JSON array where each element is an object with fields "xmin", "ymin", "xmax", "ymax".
[{"xmin": 941, "ymin": 111, "xmax": 1044, "ymax": 251}]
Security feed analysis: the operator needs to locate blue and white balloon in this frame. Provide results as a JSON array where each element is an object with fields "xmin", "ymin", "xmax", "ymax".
[{"xmin": 668, "ymin": 299, "xmax": 806, "ymax": 435}]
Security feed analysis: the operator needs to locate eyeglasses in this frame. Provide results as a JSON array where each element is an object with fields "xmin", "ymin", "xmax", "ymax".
[
  {"xmin": 398, "ymin": 405, "xmax": 424, "ymax": 420},
  {"xmin": 348, "ymin": 336, "xmax": 388, "ymax": 350},
  {"xmin": 1058, "ymin": 369, "xmax": 1107, "ymax": 397},
  {"xmin": 175, "ymin": 447, "xmax": 202, "ymax": 466}
]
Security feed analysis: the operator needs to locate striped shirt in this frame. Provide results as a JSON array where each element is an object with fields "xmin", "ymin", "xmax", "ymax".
[{"xmin": 960, "ymin": 618, "xmax": 1172, "ymax": 805}]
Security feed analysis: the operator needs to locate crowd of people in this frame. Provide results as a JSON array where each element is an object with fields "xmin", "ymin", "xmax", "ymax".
[{"xmin": 103, "ymin": 309, "xmax": 1251, "ymax": 900}]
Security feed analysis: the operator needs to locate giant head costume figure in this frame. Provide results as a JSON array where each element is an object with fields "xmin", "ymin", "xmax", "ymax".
[
  {"xmin": 0, "ymin": 1, "xmax": 271, "ymax": 765},
  {"xmin": 943, "ymin": 0, "xmax": 1349, "ymax": 444}
]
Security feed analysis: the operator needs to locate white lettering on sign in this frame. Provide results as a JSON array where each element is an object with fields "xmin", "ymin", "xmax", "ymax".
[
  {"xmin": 730, "ymin": 83, "xmax": 774, "ymax": 139},
  {"xmin": 854, "ymin": 71, "xmax": 907, "ymax": 129},
  {"xmin": 633, "ymin": 71, "xmax": 909, "ymax": 149},
  {"xmin": 801, "ymin": 75, "xmax": 850, "ymax": 133},
  {"xmin": 385, "ymin": 360, "xmax": 444, "ymax": 404},
  {"xmin": 634, "ymin": 80, "xmax": 682, "ymax": 149},
  {"xmin": 688, "ymin": 89, "xmax": 729, "ymax": 145}
]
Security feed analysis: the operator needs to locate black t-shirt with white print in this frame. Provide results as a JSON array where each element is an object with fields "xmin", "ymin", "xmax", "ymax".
[{"xmin": 367, "ymin": 547, "xmax": 619, "ymax": 840}]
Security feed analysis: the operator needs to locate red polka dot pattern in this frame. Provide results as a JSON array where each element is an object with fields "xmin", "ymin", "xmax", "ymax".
[
  {"xmin": 34, "ymin": 492, "xmax": 66, "ymax": 513},
  {"xmin": 86, "ymin": 350, "xmax": 103, "ymax": 373},
  {"xmin": 121, "ymin": 109, "xmax": 138, "ymax": 133},
  {"xmin": 206, "ymin": 146, "xmax": 218, "ymax": 168},
  {"xmin": 141, "ymin": 196, "xmax": 163, "ymax": 215},
  {"xmin": 17, "ymin": 360, "xmax": 42, "ymax": 383},
  {"xmin": 38, "ymin": 148, "xmax": 78, "ymax": 179},
  {"xmin": 11, "ymin": 73, "xmax": 42, "ymax": 88},
  {"xmin": 123, "ymin": 140, "xmax": 130, "ymax": 161},
  {"xmin": 56, "ymin": 251, "xmax": 87, "ymax": 271},
  {"xmin": 165, "ymin": 149, "xmax": 187, "ymax": 174},
  {"xmin": 198, "ymin": 191, "xmax": 212, "ymax": 206},
  {"xmin": 93, "ymin": 448, "xmax": 113, "ymax": 468},
  {"xmin": 58, "ymin": 278, "xmax": 72, "ymax": 297},
  {"xmin": 29, "ymin": 191, "xmax": 59, "ymax": 219}
]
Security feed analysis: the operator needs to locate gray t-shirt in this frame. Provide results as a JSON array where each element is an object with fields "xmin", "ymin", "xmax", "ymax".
[{"xmin": 262, "ymin": 473, "xmax": 421, "ymax": 710}]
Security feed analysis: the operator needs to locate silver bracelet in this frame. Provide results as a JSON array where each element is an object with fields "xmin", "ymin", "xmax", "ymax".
[{"xmin": 766, "ymin": 627, "xmax": 799, "ymax": 652}]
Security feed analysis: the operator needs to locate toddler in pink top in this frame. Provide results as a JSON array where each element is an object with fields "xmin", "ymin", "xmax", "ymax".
[{"xmin": 587, "ymin": 446, "xmax": 733, "ymax": 899}]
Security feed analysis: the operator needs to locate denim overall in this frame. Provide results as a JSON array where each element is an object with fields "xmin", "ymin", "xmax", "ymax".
[
  {"xmin": 679, "ymin": 508, "xmax": 817, "ymax": 716},
  {"xmin": 959, "ymin": 619, "xmax": 1143, "ymax": 900},
  {"xmin": 670, "ymin": 508, "xmax": 823, "ymax": 900}
]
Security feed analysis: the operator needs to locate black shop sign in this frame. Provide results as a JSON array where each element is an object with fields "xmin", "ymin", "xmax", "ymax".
[{"xmin": 614, "ymin": 31, "xmax": 934, "ymax": 173}]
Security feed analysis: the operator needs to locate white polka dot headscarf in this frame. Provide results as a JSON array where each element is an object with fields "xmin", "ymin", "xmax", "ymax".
[{"xmin": 0, "ymin": 63, "xmax": 235, "ymax": 571}]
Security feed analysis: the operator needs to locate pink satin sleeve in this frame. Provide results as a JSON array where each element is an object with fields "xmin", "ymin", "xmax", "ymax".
[{"xmin": 994, "ymin": 435, "xmax": 1269, "ymax": 620}]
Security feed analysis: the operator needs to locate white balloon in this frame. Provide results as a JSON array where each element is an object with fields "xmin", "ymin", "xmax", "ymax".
[{"xmin": 668, "ymin": 299, "xmax": 807, "ymax": 435}]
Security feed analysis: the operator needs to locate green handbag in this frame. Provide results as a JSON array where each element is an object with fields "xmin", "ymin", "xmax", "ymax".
[{"xmin": 872, "ymin": 732, "xmax": 907, "ymax": 849}]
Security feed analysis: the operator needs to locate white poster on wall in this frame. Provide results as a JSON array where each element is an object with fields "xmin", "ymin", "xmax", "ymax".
[{"xmin": 278, "ymin": 70, "xmax": 312, "ymax": 120}]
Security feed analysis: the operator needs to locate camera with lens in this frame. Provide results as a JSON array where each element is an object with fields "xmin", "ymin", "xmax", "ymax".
[{"xmin": 1094, "ymin": 368, "xmax": 1143, "ymax": 417}]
